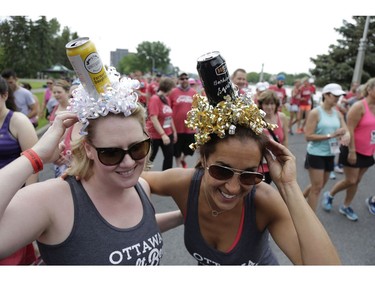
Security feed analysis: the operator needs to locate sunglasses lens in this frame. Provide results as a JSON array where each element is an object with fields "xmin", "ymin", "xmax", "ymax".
[
  {"xmin": 97, "ymin": 148, "xmax": 125, "ymax": 165},
  {"xmin": 209, "ymin": 165, "xmax": 233, "ymax": 181},
  {"xmin": 240, "ymin": 173, "xmax": 263, "ymax": 185},
  {"xmin": 129, "ymin": 139, "xmax": 151, "ymax": 160}
]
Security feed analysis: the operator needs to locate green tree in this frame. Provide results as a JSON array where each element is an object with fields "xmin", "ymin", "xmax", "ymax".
[
  {"xmin": 116, "ymin": 41, "xmax": 172, "ymax": 75},
  {"xmin": 117, "ymin": 54, "xmax": 143, "ymax": 75},
  {"xmin": 0, "ymin": 16, "xmax": 79, "ymax": 78},
  {"xmin": 310, "ymin": 16, "xmax": 375, "ymax": 89},
  {"xmin": 136, "ymin": 41, "xmax": 171, "ymax": 74}
]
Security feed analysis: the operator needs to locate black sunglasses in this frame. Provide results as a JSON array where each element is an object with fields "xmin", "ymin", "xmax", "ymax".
[
  {"xmin": 207, "ymin": 164, "xmax": 264, "ymax": 185},
  {"xmin": 92, "ymin": 138, "xmax": 151, "ymax": 166},
  {"xmin": 180, "ymin": 77, "xmax": 189, "ymax": 80}
]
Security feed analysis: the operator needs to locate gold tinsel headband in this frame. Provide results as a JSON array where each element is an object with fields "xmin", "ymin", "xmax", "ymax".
[{"xmin": 185, "ymin": 87, "xmax": 278, "ymax": 150}]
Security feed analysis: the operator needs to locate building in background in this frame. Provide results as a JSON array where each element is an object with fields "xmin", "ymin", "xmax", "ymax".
[{"xmin": 110, "ymin": 48, "xmax": 129, "ymax": 68}]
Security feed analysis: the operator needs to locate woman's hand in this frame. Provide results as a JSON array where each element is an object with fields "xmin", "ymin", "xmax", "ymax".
[
  {"xmin": 339, "ymin": 131, "xmax": 350, "ymax": 146},
  {"xmin": 347, "ymin": 151, "xmax": 357, "ymax": 165},
  {"xmin": 264, "ymin": 139, "xmax": 297, "ymax": 187},
  {"xmin": 33, "ymin": 112, "xmax": 78, "ymax": 164},
  {"xmin": 161, "ymin": 134, "xmax": 171, "ymax": 145}
]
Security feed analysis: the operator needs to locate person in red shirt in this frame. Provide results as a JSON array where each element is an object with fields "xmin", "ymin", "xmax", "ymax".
[
  {"xmin": 296, "ymin": 77, "xmax": 315, "ymax": 133},
  {"xmin": 170, "ymin": 73, "xmax": 197, "ymax": 168},
  {"xmin": 268, "ymin": 74, "xmax": 287, "ymax": 112},
  {"xmin": 146, "ymin": 77, "xmax": 177, "ymax": 170},
  {"xmin": 147, "ymin": 73, "xmax": 162, "ymax": 102},
  {"xmin": 133, "ymin": 70, "xmax": 148, "ymax": 107}
]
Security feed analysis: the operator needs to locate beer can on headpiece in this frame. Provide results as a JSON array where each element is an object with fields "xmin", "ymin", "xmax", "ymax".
[
  {"xmin": 66, "ymin": 37, "xmax": 111, "ymax": 99},
  {"xmin": 196, "ymin": 51, "xmax": 235, "ymax": 106}
]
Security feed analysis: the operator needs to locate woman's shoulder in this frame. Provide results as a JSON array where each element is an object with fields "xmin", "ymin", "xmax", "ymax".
[
  {"xmin": 254, "ymin": 183, "xmax": 285, "ymax": 210},
  {"xmin": 10, "ymin": 111, "xmax": 36, "ymax": 132},
  {"xmin": 20, "ymin": 178, "xmax": 72, "ymax": 206}
]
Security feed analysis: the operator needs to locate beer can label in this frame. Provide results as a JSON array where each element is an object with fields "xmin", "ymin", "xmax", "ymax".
[
  {"xmin": 197, "ymin": 51, "xmax": 235, "ymax": 106},
  {"xmin": 66, "ymin": 38, "xmax": 111, "ymax": 99}
]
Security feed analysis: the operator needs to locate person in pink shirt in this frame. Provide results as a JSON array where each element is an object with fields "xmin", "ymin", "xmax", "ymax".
[
  {"xmin": 40, "ymin": 79, "xmax": 54, "ymax": 119},
  {"xmin": 170, "ymin": 73, "xmax": 197, "ymax": 168},
  {"xmin": 268, "ymin": 74, "xmax": 287, "ymax": 112},
  {"xmin": 257, "ymin": 90, "xmax": 289, "ymax": 184},
  {"xmin": 322, "ymin": 77, "xmax": 375, "ymax": 221},
  {"xmin": 146, "ymin": 77, "xmax": 177, "ymax": 170},
  {"xmin": 288, "ymin": 79, "xmax": 302, "ymax": 135}
]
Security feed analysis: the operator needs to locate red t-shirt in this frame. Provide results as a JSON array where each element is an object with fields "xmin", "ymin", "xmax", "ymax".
[
  {"xmin": 146, "ymin": 95, "xmax": 173, "ymax": 139},
  {"xmin": 147, "ymin": 81, "xmax": 159, "ymax": 97},
  {"xmin": 170, "ymin": 86, "xmax": 197, "ymax": 134},
  {"xmin": 268, "ymin": 85, "xmax": 287, "ymax": 104},
  {"xmin": 137, "ymin": 79, "xmax": 148, "ymax": 105},
  {"xmin": 299, "ymin": 85, "xmax": 315, "ymax": 106}
]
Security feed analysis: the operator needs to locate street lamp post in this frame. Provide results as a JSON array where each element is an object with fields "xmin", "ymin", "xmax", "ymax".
[
  {"xmin": 352, "ymin": 16, "xmax": 371, "ymax": 84},
  {"xmin": 148, "ymin": 56, "xmax": 155, "ymax": 75},
  {"xmin": 140, "ymin": 51, "xmax": 155, "ymax": 75}
]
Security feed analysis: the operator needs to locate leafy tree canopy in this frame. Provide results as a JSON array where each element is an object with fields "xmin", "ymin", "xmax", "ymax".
[
  {"xmin": 0, "ymin": 16, "xmax": 78, "ymax": 78},
  {"xmin": 310, "ymin": 16, "xmax": 375, "ymax": 89}
]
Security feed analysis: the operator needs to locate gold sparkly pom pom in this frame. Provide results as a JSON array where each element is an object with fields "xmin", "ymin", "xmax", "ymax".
[{"xmin": 185, "ymin": 92, "xmax": 278, "ymax": 150}]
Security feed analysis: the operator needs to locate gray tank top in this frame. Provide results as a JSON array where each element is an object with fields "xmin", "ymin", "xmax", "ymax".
[
  {"xmin": 37, "ymin": 176, "xmax": 163, "ymax": 265},
  {"xmin": 184, "ymin": 169, "xmax": 279, "ymax": 265}
]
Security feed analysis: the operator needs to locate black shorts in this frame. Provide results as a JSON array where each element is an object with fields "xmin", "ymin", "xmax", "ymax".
[
  {"xmin": 173, "ymin": 133, "xmax": 195, "ymax": 157},
  {"xmin": 338, "ymin": 145, "xmax": 375, "ymax": 168},
  {"xmin": 304, "ymin": 153, "xmax": 334, "ymax": 171}
]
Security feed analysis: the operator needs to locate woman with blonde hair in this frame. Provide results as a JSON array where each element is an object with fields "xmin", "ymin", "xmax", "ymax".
[{"xmin": 0, "ymin": 70, "xmax": 182, "ymax": 265}]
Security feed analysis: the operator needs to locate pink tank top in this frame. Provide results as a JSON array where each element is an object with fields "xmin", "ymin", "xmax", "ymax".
[{"xmin": 355, "ymin": 99, "xmax": 375, "ymax": 156}]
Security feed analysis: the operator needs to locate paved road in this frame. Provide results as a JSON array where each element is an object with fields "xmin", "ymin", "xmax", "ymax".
[{"xmin": 39, "ymin": 130, "xmax": 375, "ymax": 265}]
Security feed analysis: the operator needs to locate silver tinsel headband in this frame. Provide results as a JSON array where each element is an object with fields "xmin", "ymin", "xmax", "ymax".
[{"xmin": 68, "ymin": 67, "xmax": 140, "ymax": 135}]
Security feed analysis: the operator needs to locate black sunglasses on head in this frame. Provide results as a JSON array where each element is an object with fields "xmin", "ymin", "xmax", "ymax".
[
  {"xmin": 207, "ymin": 164, "xmax": 264, "ymax": 185},
  {"xmin": 91, "ymin": 138, "xmax": 151, "ymax": 166}
]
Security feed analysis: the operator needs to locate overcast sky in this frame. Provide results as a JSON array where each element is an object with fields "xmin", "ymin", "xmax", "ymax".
[{"xmin": 4, "ymin": 0, "xmax": 371, "ymax": 76}]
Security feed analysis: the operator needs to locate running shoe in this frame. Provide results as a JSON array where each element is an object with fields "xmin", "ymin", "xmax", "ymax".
[
  {"xmin": 334, "ymin": 166, "xmax": 344, "ymax": 174},
  {"xmin": 322, "ymin": 191, "xmax": 333, "ymax": 211},
  {"xmin": 339, "ymin": 206, "xmax": 358, "ymax": 221},
  {"xmin": 365, "ymin": 197, "xmax": 375, "ymax": 215},
  {"xmin": 329, "ymin": 171, "xmax": 336, "ymax": 180}
]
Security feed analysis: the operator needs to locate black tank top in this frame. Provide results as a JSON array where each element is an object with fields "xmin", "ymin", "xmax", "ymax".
[
  {"xmin": 37, "ymin": 176, "xmax": 163, "ymax": 265},
  {"xmin": 184, "ymin": 169, "xmax": 279, "ymax": 265}
]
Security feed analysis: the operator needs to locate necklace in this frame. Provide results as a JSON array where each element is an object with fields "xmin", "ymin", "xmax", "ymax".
[{"xmin": 203, "ymin": 186, "xmax": 225, "ymax": 217}]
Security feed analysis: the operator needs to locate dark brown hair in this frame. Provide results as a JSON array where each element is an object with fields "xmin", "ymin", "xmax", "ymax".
[{"xmin": 196, "ymin": 125, "xmax": 269, "ymax": 168}]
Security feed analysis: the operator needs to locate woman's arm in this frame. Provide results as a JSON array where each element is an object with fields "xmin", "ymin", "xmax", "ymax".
[
  {"xmin": 279, "ymin": 112, "xmax": 289, "ymax": 147},
  {"xmin": 264, "ymin": 140, "xmax": 341, "ymax": 265},
  {"xmin": 346, "ymin": 101, "xmax": 364, "ymax": 164},
  {"xmin": 156, "ymin": 210, "xmax": 183, "ymax": 232},
  {"xmin": 12, "ymin": 112, "xmax": 39, "ymax": 185},
  {"xmin": 0, "ymin": 112, "xmax": 78, "ymax": 258},
  {"xmin": 150, "ymin": 115, "xmax": 170, "ymax": 144}
]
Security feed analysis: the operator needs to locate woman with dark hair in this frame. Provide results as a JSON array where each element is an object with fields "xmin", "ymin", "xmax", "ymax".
[
  {"xmin": 0, "ymin": 77, "xmax": 39, "ymax": 265},
  {"xmin": 142, "ymin": 53, "xmax": 340, "ymax": 265}
]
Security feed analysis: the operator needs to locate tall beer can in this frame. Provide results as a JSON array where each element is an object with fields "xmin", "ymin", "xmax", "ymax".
[
  {"xmin": 66, "ymin": 37, "xmax": 110, "ymax": 98},
  {"xmin": 196, "ymin": 51, "xmax": 235, "ymax": 106}
]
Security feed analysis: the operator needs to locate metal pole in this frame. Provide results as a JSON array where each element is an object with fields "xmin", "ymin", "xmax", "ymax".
[
  {"xmin": 352, "ymin": 16, "xmax": 371, "ymax": 84},
  {"xmin": 150, "ymin": 56, "xmax": 155, "ymax": 75},
  {"xmin": 259, "ymin": 63, "xmax": 264, "ymax": 82}
]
